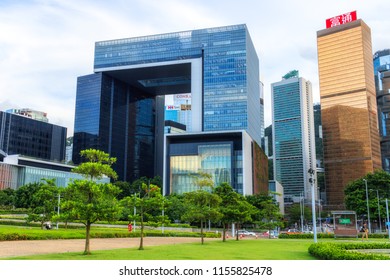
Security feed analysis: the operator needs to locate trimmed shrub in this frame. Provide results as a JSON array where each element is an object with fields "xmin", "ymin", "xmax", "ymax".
[
  {"xmin": 308, "ymin": 242, "xmax": 390, "ymax": 260},
  {"xmin": 278, "ymin": 232, "xmax": 389, "ymax": 239},
  {"xmin": 278, "ymin": 233, "xmax": 334, "ymax": 239}
]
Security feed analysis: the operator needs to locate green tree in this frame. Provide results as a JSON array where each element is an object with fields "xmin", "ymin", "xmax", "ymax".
[
  {"xmin": 57, "ymin": 149, "xmax": 122, "ymax": 255},
  {"xmin": 191, "ymin": 171, "xmax": 214, "ymax": 191},
  {"xmin": 0, "ymin": 188, "xmax": 15, "ymax": 207},
  {"xmin": 286, "ymin": 203, "xmax": 311, "ymax": 228},
  {"xmin": 214, "ymin": 183, "xmax": 258, "ymax": 241},
  {"xmin": 27, "ymin": 179, "xmax": 59, "ymax": 229},
  {"xmin": 233, "ymin": 198, "xmax": 259, "ymax": 241},
  {"xmin": 246, "ymin": 193, "xmax": 276, "ymax": 222},
  {"xmin": 114, "ymin": 181, "xmax": 132, "ymax": 201},
  {"xmin": 344, "ymin": 170, "xmax": 390, "ymax": 219},
  {"xmin": 13, "ymin": 182, "xmax": 41, "ymax": 209},
  {"xmin": 257, "ymin": 199, "xmax": 283, "ymax": 238},
  {"xmin": 181, "ymin": 189, "xmax": 222, "ymax": 244},
  {"xmin": 165, "ymin": 194, "xmax": 186, "ymax": 223},
  {"xmin": 121, "ymin": 183, "xmax": 167, "ymax": 250}
]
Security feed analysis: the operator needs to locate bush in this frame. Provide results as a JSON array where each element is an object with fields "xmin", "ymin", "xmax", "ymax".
[
  {"xmin": 308, "ymin": 242, "xmax": 390, "ymax": 260},
  {"xmin": 278, "ymin": 233, "xmax": 334, "ymax": 239}
]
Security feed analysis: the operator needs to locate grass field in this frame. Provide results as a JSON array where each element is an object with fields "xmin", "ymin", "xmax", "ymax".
[
  {"xmin": 2, "ymin": 224, "xmax": 389, "ymax": 260},
  {"xmin": 6, "ymin": 239, "xmax": 318, "ymax": 260},
  {"xmin": 8, "ymin": 238, "xmax": 389, "ymax": 261}
]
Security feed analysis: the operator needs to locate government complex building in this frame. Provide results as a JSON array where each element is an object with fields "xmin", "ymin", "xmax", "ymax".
[{"xmin": 72, "ymin": 24, "xmax": 268, "ymax": 195}]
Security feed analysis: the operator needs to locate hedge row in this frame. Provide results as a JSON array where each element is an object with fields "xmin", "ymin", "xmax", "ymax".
[
  {"xmin": 94, "ymin": 220, "xmax": 193, "ymax": 228},
  {"xmin": 279, "ymin": 232, "xmax": 390, "ymax": 239},
  {"xmin": 308, "ymin": 242, "xmax": 390, "ymax": 260},
  {"xmin": 278, "ymin": 233, "xmax": 334, "ymax": 239},
  {"xmin": 0, "ymin": 209, "xmax": 28, "ymax": 214},
  {"xmin": 0, "ymin": 220, "xmax": 84, "ymax": 229},
  {"xmin": 0, "ymin": 228, "xmax": 220, "ymax": 241}
]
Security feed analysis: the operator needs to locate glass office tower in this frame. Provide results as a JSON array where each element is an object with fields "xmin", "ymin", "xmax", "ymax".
[
  {"xmin": 374, "ymin": 49, "xmax": 390, "ymax": 172},
  {"xmin": 73, "ymin": 24, "xmax": 262, "ymax": 182},
  {"xmin": 271, "ymin": 76, "xmax": 317, "ymax": 202}
]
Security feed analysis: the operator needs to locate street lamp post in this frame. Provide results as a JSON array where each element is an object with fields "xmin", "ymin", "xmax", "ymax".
[
  {"xmin": 318, "ymin": 199, "xmax": 322, "ymax": 233},
  {"xmin": 386, "ymin": 198, "xmax": 390, "ymax": 240},
  {"xmin": 162, "ymin": 195, "xmax": 165, "ymax": 234},
  {"xmin": 376, "ymin": 190, "xmax": 382, "ymax": 233},
  {"xmin": 300, "ymin": 193, "xmax": 304, "ymax": 231},
  {"xmin": 308, "ymin": 168, "xmax": 317, "ymax": 243},
  {"xmin": 56, "ymin": 193, "xmax": 61, "ymax": 230},
  {"xmin": 363, "ymin": 179, "xmax": 371, "ymax": 233}
]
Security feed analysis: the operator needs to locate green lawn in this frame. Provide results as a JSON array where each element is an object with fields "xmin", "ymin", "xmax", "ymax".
[
  {"xmin": 2, "ymin": 224, "xmax": 389, "ymax": 260},
  {"xmin": 6, "ymin": 239, "xmax": 321, "ymax": 260}
]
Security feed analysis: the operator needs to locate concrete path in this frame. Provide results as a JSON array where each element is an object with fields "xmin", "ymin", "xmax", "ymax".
[{"xmin": 0, "ymin": 237, "xmax": 209, "ymax": 258}]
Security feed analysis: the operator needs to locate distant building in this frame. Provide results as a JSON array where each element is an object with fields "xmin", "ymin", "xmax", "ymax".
[
  {"xmin": 6, "ymin": 108, "xmax": 49, "ymax": 123},
  {"xmin": 260, "ymin": 81, "xmax": 265, "ymax": 140},
  {"xmin": 164, "ymin": 120, "xmax": 186, "ymax": 134},
  {"xmin": 374, "ymin": 49, "xmax": 390, "ymax": 172},
  {"xmin": 269, "ymin": 180, "xmax": 284, "ymax": 215},
  {"xmin": 317, "ymin": 16, "xmax": 381, "ymax": 208},
  {"xmin": 0, "ymin": 154, "xmax": 109, "ymax": 190},
  {"xmin": 0, "ymin": 111, "xmax": 67, "ymax": 162},
  {"xmin": 65, "ymin": 144, "xmax": 73, "ymax": 163},
  {"xmin": 272, "ymin": 73, "xmax": 317, "ymax": 202},
  {"xmin": 313, "ymin": 104, "xmax": 323, "ymax": 168}
]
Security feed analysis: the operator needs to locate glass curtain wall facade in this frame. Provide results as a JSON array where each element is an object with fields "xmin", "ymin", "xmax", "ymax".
[
  {"xmin": 93, "ymin": 24, "xmax": 261, "ymax": 143},
  {"xmin": 0, "ymin": 163, "xmax": 18, "ymax": 190},
  {"xmin": 74, "ymin": 24, "xmax": 262, "ymax": 183},
  {"xmin": 170, "ymin": 144, "xmax": 233, "ymax": 194},
  {"xmin": 272, "ymin": 77, "xmax": 317, "ymax": 201},
  {"xmin": 0, "ymin": 111, "xmax": 66, "ymax": 162},
  {"xmin": 73, "ymin": 73, "xmax": 156, "ymax": 182},
  {"xmin": 374, "ymin": 49, "xmax": 390, "ymax": 172},
  {"xmin": 166, "ymin": 132, "xmax": 246, "ymax": 195},
  {"xmin": 317, "ymin": 20, "xmax": 381, "ymax": 208}
]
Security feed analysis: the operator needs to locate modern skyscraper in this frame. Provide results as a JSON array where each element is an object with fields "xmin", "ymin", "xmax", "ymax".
[
  {"xmin": 73, "ymin": 24, "xmax": 263, "ymax": 183},
  {"xmin": 317, "ymin": 14, "xmax": 381, "ymax": 208},
  {"xmin": 374, "ymin": 49, "xmax": 390, "ymax": 172},
  {"xmin": 271, "ymin": 73, "xmax": 317, "ymax": 202},
  {"xmin": 0, "ymin": 111, "xmax": 67, "ymax": 162}
]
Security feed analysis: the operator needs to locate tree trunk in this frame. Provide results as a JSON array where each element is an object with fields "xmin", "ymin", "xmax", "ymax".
[
  {"xmin": 200, "ymin": 220, "xmax": 204, "ymax": 245},
  {"xmin": 236, "ymin": 223, "xmax": 239, "ymax": 241},
  {"xmin": 222, "ymin": 223, "xmax": 227, "ymax": 242},
  {"xmin": 84, "ymin": 221, "xmax": 91, "ymax": 255},
  {"xmin": 139, "ymin": 210, "xmax": 144, "ymax": 250}
]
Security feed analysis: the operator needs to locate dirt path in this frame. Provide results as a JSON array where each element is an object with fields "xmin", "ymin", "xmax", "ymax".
[{"xmin": 0, "ymin": 237, "xmax": 211, "ymax": 258}]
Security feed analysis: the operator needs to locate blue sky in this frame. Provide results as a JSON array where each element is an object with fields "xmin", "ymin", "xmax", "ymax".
[{"xmin": 0, "ymin": 0, "xmax": 389, "ymax": 137}]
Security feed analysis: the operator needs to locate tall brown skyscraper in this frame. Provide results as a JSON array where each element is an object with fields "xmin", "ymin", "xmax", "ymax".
[{"xmin": 317, "ymin": 15, "xmax": 381, "ymax": 208}]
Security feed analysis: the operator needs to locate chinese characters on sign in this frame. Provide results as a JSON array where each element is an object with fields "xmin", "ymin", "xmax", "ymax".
[{"xmin": 326, "ymin": 11, "xmax": 357, "ymax": 29}]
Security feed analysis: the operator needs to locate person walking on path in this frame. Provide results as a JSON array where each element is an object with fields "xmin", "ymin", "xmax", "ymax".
[{"xmin": 361, "ymin": 223, "xmax": 369, "ymax": 241}]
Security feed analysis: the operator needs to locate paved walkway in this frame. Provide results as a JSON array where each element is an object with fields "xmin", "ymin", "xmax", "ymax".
[{"xmin": 0, "ymin": 237, "xmax": 210, "ymax": 258}]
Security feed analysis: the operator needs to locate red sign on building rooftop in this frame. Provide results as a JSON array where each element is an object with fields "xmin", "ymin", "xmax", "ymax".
[{"xmin": 326, "ymin": 11, "xmax": 357, "ymax": 29}]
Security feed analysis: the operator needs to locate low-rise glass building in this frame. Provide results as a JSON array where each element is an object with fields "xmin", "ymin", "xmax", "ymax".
[
  {"xmin": 164, "ymin": 131, "xmax": 268, "ymax": 196},
  {"xmin": 0, "ymin": 155, "xmax": 109, "ymax": 190}
]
